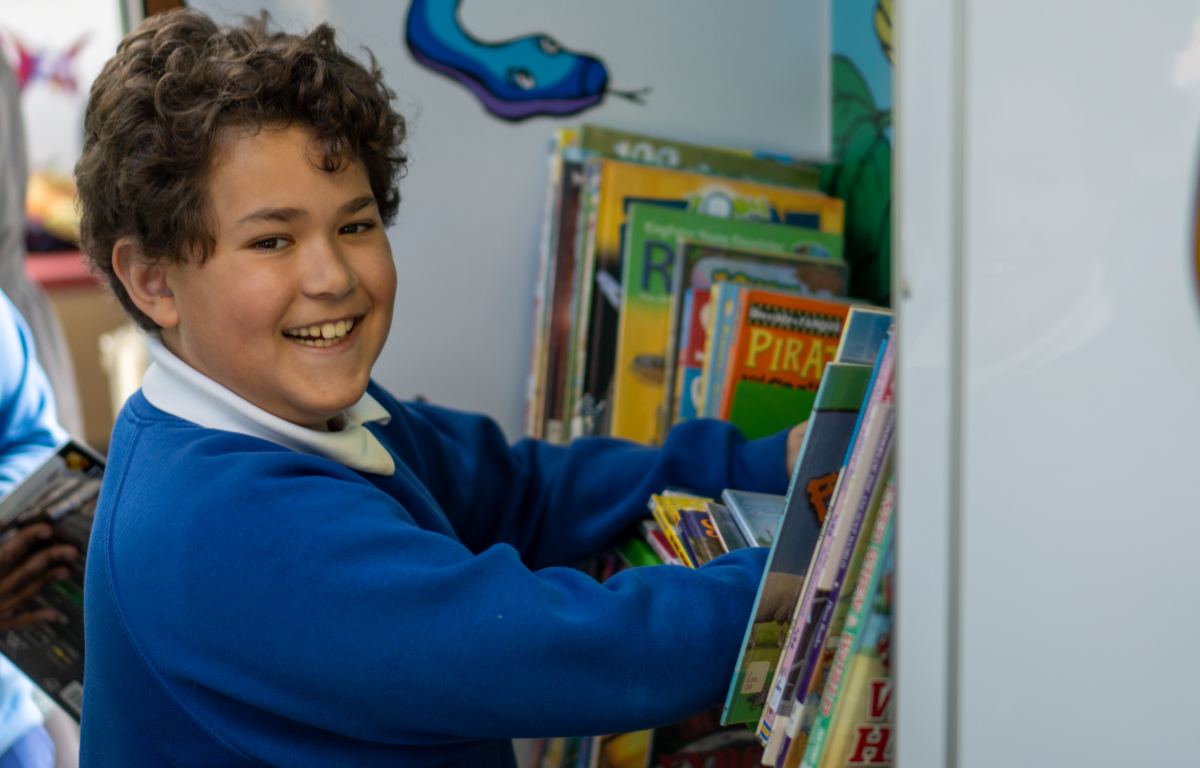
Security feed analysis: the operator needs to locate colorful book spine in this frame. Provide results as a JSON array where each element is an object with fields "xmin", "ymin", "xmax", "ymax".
[
  {"xmin": 798, "ymin": 484, "xmax": 894, "ymax": 768},
  {"xmin": 639, "ymin": 519, "xmax": 683, "ymax": 566},
  {"xmin": 700, "ymin": 281, "xmax": 745, "ymax": 418},
  {"xmin": 756, "ymin": 336, "xmax": 895, "ymax": 751},
  {"xmin": 775, "ymin": 452, "xmax": 893, "ymax": 764}
]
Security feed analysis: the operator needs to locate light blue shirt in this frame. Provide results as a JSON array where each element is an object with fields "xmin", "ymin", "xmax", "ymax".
[{"xmin": 0, "ymin": 288, "xmax": 66, "ymax": 753}]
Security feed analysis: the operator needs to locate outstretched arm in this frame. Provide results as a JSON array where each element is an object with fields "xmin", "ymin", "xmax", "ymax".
[{"xmin": 377, "ymin": 392, "xmax": 793, "ymax": 566}]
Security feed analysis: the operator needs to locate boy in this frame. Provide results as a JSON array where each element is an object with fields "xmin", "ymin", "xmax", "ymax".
[{"xmin": 77, "ymin": 10, "xmax": 805, "ymax": 767}]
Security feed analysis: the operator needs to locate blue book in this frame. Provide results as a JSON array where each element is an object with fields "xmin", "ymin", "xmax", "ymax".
[{"xmin": 721, "ymin": 490, "xmax": 786, "ymax": 548}]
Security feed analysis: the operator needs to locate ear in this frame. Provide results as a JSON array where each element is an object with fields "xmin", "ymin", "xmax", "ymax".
[{"xmin": 111, "ymin": 237, "xmax": 179, "ymax": 329}]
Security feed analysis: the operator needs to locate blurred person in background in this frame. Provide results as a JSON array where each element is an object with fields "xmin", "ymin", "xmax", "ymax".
[
  {"xmin": 0, "ymin": 288, "xmax": 80, "ymax": 768},
  {"xmin": 0, "ymin": 44, "xmax": 83, "ymax": 439}
]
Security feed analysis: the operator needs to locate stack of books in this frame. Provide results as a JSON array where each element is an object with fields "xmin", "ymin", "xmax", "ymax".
[
  {"xmin": 532, "ymin": 307, "xmax": 895, "ymax": 768},
  {"xmin": 522, "ymin": 125, "xmax": 851, "ymax": 447}
]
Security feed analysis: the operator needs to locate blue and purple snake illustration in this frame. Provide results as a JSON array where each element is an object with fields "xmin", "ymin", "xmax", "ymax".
[{"xmin": 405, "ymin": 0, "xmax": 646, "ymax": 121}]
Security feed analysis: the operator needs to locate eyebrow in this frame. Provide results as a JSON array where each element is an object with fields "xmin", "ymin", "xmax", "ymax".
[{"xmin": 235, "ymin": 195, "xmax": 378, "ymax": 226}]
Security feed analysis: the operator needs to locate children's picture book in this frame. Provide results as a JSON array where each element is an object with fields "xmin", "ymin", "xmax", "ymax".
[
  {"xmin": 717, "ymin": 291, "xmax": 854, "ymax": 440},
  {"xmin": 677, "ymin": 508, "xmax": 726, "ymax": 566},
  {"xmin": 0, "ymin": 439, "xmax": 103, "ymax": 721},
  {"xmin": 611, "ymin": 203, "xmax": 846, "ymax": 444},
  {"xmin": 699, "ymin": 281, "xmax": 746, "ymax": 419},
  {"xmin": 783, "ymin": 476, "xmax": 895, "ymax": 768},
  {"xmin": 721, "ymin": 327, "xmax": 888, "ymax": 731},
  {"xmin": 639, "ymin": 519, "xmax": 683, "ymax": 566},
  {"xmin": 774, "ymin": 458, "xmax": 892, "ymax": 765},
  {"xmin": 575, "ymin": 124, "xmax": 821, "ymax": 190},
  {"xmin": 798, "ymin": 515, "xmax": 894, "ymax": 768},
  {"xmin": 662, "ymin": 239, "xmax": 850, "ymax": 435},
  {"xmin": 758, "ymin": 338, "xmax": 895, "ymax": 751},
  {"xmin": 704, "ymin": 502, "xmax": 749, "ymax": 553},
  {"xmin": 568, "ymin": 159, "xmax": 844, "ymax": 440},
  {"xmin": 720, "ymin": 490, "xmax": 786, "ymax": 549},
  {"xmin": 670, "ymin": 287, "xmax": 708, "ymax": 425}
]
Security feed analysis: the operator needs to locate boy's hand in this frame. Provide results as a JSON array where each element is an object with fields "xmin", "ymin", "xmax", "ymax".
[
  {"xmin": 0, "ymin": 524, "xmax": 77, "ymax": 631},
  {"xmin": 785, "ymin": 421, "xmax": 809, "ymax": 479}
]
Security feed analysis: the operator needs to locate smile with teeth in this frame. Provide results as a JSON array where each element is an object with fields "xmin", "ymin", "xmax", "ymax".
[{"xmin": 282, "ymin": 317, "xmax": 356, "ymax": 347}]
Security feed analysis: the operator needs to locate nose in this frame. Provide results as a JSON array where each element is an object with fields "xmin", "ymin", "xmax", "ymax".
[{"xmin": 301, "ymin": 237, "xmax": 358, "ymax": 299}]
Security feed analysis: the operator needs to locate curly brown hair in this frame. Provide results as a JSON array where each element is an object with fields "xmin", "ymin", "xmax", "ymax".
[{"xmin": 76, "ymin": 9, "xmax": 408, "ymax": 330}]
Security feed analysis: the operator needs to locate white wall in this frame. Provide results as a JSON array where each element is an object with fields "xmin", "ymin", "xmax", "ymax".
[
  {"xmin": 190, "ymin": 0, "xmax": 831, "ymax": 437},
  {"xmin": 898, "ymin": 0, "xmax": 1200, "ymax": 765}
]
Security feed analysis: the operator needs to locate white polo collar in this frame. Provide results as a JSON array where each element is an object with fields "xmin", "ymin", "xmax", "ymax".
[{"xmin": 140, "ymin": 336, "xmax": 395, "ymax": 476}]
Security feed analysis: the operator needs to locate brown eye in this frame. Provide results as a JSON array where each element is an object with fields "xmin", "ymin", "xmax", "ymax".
[
  {"xmin": 252, "ymin": 237, "xmax": 286, "ymax": 251},
  {"xmin": 340, "ymin": 222, "xmax": 374, "ymax": 235}
]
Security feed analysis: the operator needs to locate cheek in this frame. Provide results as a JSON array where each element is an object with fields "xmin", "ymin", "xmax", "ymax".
[
  {"xmin": 364, "ymin": 253, "xmax": 398, "ymax": 323},
  {"xmin": 195, "ymin": 265, "xmax": 295, "ymax": 346}
]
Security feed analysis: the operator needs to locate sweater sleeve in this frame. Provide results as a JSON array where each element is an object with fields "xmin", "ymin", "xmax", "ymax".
[
  {"xmin": 110, "ymin": 447, "xmax": 772, "ymax": 745},
  {"xmin": 378, "ymin": 393, "xmax": 791, "ymax": 567},
  {"xmin": 0, "ymin": 291, "xmax": 65, "ymax": 497}
]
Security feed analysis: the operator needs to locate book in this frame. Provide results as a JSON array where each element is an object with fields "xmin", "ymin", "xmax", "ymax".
[
  {"xmin": 784, "ymin": 476, "xmax": 895, "ymax": 768},
  {"xmin": 671, "ymin": 287, "xmax": 708, "ymax": 424},
  {"xmin": 798, "ymin": 497, "xmax": 894, "ymax": 768},
  {"xmin": 699, "ymin": 281, "xmax": 746, "ymax": 419},
  {"xmin": 650, "ymin": 495, "xmax": 714, "ymax": 568},
  {"xmin": 639, "ymin": 519, "xmax": 683, "ymax": 566},
  {"xmin": 704, "ymin": 502, "xmax": 749, "ymax": 553},
  {"xmin": 719, "ymin": 318, "xmax": 888, "ymax": 731},
  {"xmin": 677, "ymin": 508, "xmax": 726, "ymax": 565},
  {"xmin": 538, "ymin": 156, "xmax": 590, "ymax": 443},
  {"xmin": 775, "ymin": 457, "xmax": 893, "ymax": 765},
  {"xmin": 610, "ymin": 204, "xmax": 846, "ymax": 445},
  {"xmin": 720, "ymin": 490, "xmax": 786, "ymax": 549},
  {"xmin": 576, "ymin": 124, "xmax": 821, "ymax": 189},
  {"xmin": 757, "ymin": 336, "xmax": 895, "ymax": 753},
  {"xmin": 568, "ymin": 159, "xmax": 844, "ymax": 440},
  {"xmin": 717, "ymin": 290, "xmax": 855, "ymax": 440},
  {"xmin": 0, "ymin": 439, "xmax": 104, "ymax": 721},
  {"xmin": 616, "ymin": 535, "xmax": 663, "ymax": 569},
  {"xmin": 662, "ymin": 239, "xmax": 851, "ymax": 435},
  {"xmin": 525, "ymin": 128, "xmax": 579, "ymax": 439}
]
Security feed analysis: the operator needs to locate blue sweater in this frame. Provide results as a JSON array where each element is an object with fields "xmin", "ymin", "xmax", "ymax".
[{"xmin": 82, "ymin": 385, "xmax": 788, "ymax": 767}]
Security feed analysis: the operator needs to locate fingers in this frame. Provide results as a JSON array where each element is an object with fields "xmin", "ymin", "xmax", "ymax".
[
  {"xmin": 0, "ymin": 568, "xmax": 70, "ymax": 616},
  {"xmin": 0, "ymin": 545, "xmax": 77, "ymax": 605},
  {"xmin": 0, "ymin": 608, "xmax": 61, "ymax": 632},
  {"xmin": 0, "ymin": 524, "xmax": 54, "ymax": 573}
]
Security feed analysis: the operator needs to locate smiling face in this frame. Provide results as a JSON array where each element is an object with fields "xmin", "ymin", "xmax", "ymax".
[{"xmin": 153, "ymin": 125, "xmax": 397, "ymax": 426}]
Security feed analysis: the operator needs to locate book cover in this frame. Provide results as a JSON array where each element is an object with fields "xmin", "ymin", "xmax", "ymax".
[
  {"xmin": 650, "ymin": 495, "xmax": 714, "ymax": 568},
  {"xmin": 611, "ymin": 204, "xmax": 846, "ymax": 445},
  {"xmin": 569, "ymin": 159, "xmax": 844, "ymax": 440},
  {"xmin": 616, "ymin": 535, "xmax": 662, "ymax": 569},
  {"xmin": 799, "ymin": 515, "xmax": 894, "ymax": 768},
  {"xmin": 0, "ymin": 439, "xmax": 104, "ymax": 720},
  {"xmin": 700, "ymin": 281, "xmax": 746, "ymax": 419},
  {"xmin": 537, "ymin": 152, "xmax": 589, "ymax": 444},
  {"xmin": 833, "ymin": 307, "xmax": 894, "ymax": 366},
  {"xmin": 757, "ymin": 337, "xmax": 895, "ymax": 750},
  {"xmin": 525, "ymin": 128, "xmax": 578, "ymax": 439},
  {"xmin": 704, "ymin": 502, "xmax": 749, "ymax": 553},
  {"xmin": 671, "ymin": 287, "xmax": 708, "ymax": 424},
  {"xmin": 639, "ymin": 519, "xmax": 683, "ymax": 566},
  {"xmin": 783, "ymin": 476, "xmax": 895, "ymax": 768},
  {"xmin": 720, "ymin": 490, "xmax": 786, "ymax": 549},
  {"xmin": 578, "ymin": 124, "xmax": 821, "ymax": 189},
  {"xmin": 717, "ymin": 291, "xmax": 854, "ymax": 440},
  {"xmin": 775, "ymin": 456, "xmax": 893, "ymax": 765},
  {"xmin": 677, "ymin": 508, "xmax": 726, "ymax": 565},
  {"xmin": 662, "ymin": 239, "xmax": 851, "ymax": 435}
]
